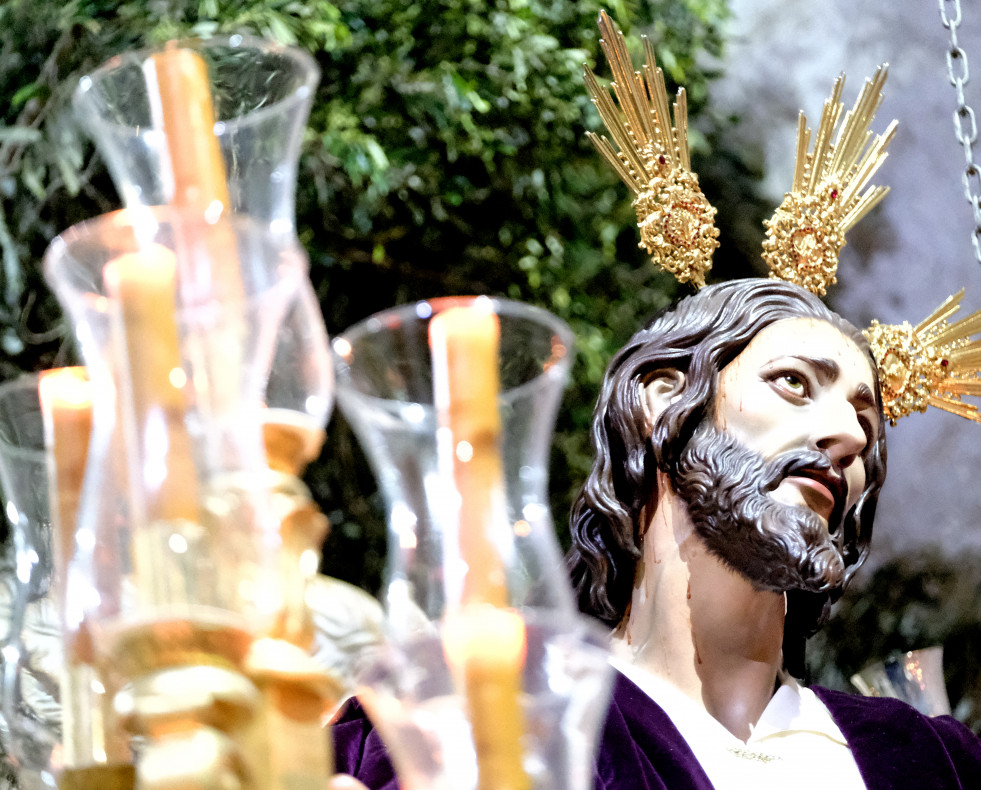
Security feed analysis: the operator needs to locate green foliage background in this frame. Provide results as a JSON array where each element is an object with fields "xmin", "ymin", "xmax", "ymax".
[
  {"xmin": 4, "ymin": 0, "xmax": 977, "ymax": 733},
  {"xmin": 0, "ymin": 0, "xmax": 765, "ymax": 590}
]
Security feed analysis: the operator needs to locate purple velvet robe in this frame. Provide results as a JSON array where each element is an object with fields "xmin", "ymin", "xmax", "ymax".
[{"xmin": 331, "ymin": 672, "xmax": 981, "ymax": 789}]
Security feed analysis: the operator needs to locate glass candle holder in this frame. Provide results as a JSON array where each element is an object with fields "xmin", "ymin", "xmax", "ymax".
[
  {"xmin": 42, "ymin": 207, "xmax": 312, "ymax": 788},
  {"xmin": 357, "ymin": 615, "xmax": 611, "ymax": 790},
  {"xmin": 72, "ymin": 34, "xmax": 318, "ymax": 232},
  {"xmin": 73, "ymin": 34, "xmax": 333, "ymax": 468},
  {"xmin": 334, "ymin": 296, "xmax": 613, "ymax": 790},
  {"xmin": 44, "ymin": 205, "xmax": 304, "ymax": 653},
  {"xmin": 334, "ymin": 297, "xmax": 580, "ymax": 629},
  {"xmin": 0, "ymin": 375, "xmax": 61, "ymax": 790},
  {"xmin": 851, "ymin": 646, "xmax": 952, "ymax": 717}
]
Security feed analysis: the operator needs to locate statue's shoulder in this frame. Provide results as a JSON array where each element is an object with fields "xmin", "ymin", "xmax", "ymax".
[{"xmin": 811, "ymin": 685, "xmax": 981, "ymax": 787}]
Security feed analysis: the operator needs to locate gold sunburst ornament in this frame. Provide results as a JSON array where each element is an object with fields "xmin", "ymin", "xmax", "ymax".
[
  {"xmin": 763, "ymin": 68, "xmax": 897, "ymax": 297},
  {"xmin": 584, "ymin": 10, "xmax": 719, "ymax": 288},
  {"xmin": 865, "ymin": 290, "xmax": 981, "ymax": 424}
]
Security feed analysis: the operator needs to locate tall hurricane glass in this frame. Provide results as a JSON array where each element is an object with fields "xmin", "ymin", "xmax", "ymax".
[
  {"xmin": 43, "ymin": 207, "xmax": 306, "ymax": 788},
  {"xmin": 72, "ymin": 33, "xmax": 332, "ymax": 464},
  {"xmin": 333, "ymin": 297, "xmax": 612, "ymax": 790},
  {"xmin": 0, "ymin": 376, "xmax": 60, "ymax": 790}
]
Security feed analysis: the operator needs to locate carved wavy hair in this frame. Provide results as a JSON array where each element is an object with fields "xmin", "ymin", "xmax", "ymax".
[{"xmin": 567, "ymin": 279, "xmax": 888, "ymax": 657}]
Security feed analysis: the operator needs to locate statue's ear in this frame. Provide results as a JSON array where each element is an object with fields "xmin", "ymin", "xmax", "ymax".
[{"xmin": 641, "ymin": 369, "xmax": 686, "ymax": 426}]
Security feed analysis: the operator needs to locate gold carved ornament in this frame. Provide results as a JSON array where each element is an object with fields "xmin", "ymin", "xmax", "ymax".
[
  {"xmin": 762, "ymin": 67, "xmax": 896, "ymax": 297},
  {"xmin": 584, "ymin": 10, "xmax": 719, "ymax": 288},
  {"xmin": 865, "ymin": 290, "xmax": 981, "ymax": 424}
]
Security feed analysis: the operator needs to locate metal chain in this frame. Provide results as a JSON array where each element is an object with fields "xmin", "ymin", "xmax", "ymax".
[{"xmin": 940, "ymin": 0, "xmax": 981, "ymax": 264}]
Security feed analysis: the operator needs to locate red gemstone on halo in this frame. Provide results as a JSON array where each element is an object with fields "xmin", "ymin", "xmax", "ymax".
[
  {"xmin": 830, "ymin": 189, "xmax": 838, "ymax": 200},
  {"xmin": 658, "ymin": 155, "xmax": 666, "ymax": 164},
  {"xmin": 941, "ymin": 359, "xmax": 949, "ymax": 367}
]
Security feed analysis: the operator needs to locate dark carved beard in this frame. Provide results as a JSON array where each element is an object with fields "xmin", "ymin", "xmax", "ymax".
[{"xmin": 670, "ymin": 424, "xmax": 847, "ymax": 593}]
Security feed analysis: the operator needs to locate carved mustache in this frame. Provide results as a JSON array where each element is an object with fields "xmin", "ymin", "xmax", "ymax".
[{"xmin": 761, "ymin": 450, "xmax": 849, "ymax": 533}]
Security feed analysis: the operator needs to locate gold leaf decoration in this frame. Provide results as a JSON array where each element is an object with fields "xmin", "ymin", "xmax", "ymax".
[
  {"xmin": 864, "ymin": 289, "xmax": 981, "ymax": 424},
  {"xmin": 584, "ymin": 10, "xmax": 719, "ymax": 288},
  {"xmin": 764, "ymin": 67, "xmax": 897, "ymax": 296}
]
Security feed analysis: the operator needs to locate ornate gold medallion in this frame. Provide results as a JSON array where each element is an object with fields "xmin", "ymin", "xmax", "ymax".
[
  {"xmin": 763, "ymin": 69, "xmax": 896, "ymax": 297},
  {"xmin": 865, "ymin": 290, "xmax": 981, "ymax": 424},
  {"xmin": 584, "ymin": 11, "xmax": 719, "ymax": 288}
]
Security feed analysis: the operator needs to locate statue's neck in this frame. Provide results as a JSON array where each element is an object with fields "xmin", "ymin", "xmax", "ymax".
[{"xmin": 611, "ymin": 484, "xmax": 786, "ymax": 741}]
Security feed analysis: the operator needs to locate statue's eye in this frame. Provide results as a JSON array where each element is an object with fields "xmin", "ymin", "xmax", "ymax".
[{"xmin": 773, "ymin": 371, "xmax": 809, "ymax": 397}]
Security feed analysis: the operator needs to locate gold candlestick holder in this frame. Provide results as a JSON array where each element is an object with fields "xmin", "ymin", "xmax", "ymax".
[{"xmin": 42, "ymin": 207, "xmax": 335, "ymax": 790}]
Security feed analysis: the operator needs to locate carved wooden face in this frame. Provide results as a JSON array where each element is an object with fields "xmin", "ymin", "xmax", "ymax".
[{"xmin": 714, "ymin": 317, "xmax": 879, "ymax": 527}]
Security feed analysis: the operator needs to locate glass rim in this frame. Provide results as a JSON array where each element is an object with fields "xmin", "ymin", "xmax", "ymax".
[
  {"xmin": 73, "ymin": 32, "xmax": 321, "ymax": 134},
  {"xmin": 43, "ymin": 206, "xmax": 307, "ymax": 313},
  {"xmin": 361, "ymin": 607, "xmax": 612, "ymax": 658},
  {"xmin": 333, "ymin": 295, "xmax": 577, "ymax": 404}
]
